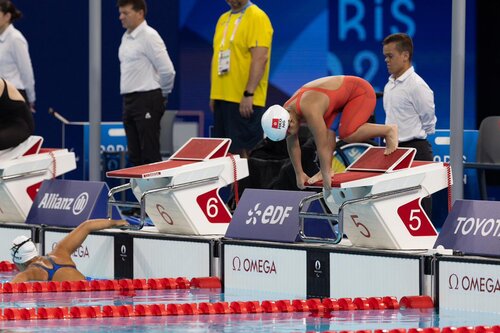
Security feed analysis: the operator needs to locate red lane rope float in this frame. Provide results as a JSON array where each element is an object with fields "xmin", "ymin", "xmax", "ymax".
[
  {"xmin": 37, "ymin": 307, "xmax": 69, "ymax": 320},
  {"xmin": 5, "ymin": 295, "xmax": 497, "ymax": 324},
  {"xmin": 0, "ymin": 276, "xmax": 221, "ymax": 294},
  {"xmin": 399, "ymin": 296, "xmax": 434, "ymax": 309},
  {"xmin": 0, "ymin": 260, "xmax": 16, "ymax": 272},
  {"xmin": 190, "ymin": 276, "xmax": 221, "ymax": 289}
]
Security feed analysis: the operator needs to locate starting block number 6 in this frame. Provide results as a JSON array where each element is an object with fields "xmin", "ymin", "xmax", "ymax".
[{"xmin": 196, "ymin": 189, "xmax": 232, "ymax": 223}]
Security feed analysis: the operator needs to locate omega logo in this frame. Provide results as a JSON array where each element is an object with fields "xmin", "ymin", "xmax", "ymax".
[
  {"xmin": 448, "ymin": 273, "xmax": 500, "ymax": 293},
  {"xmin": 231, "ymin": 255, "xmax": 277, "ymax": 274}
]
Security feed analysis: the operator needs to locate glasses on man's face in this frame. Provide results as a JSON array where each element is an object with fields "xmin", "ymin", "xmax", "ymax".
[{"xmin": 11, "ymin": 238, "xmax": 32, "ymax": 260}]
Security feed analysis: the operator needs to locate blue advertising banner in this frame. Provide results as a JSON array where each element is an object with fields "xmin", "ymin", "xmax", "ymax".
[
  {"xmin": 226, "ymin": 189, "xmax": 317, "ymax": 243},
  {"xmin": 25, "ymin": 179, "xmax": 121, "ymax": 227},
  {"xmin": 328, "ymin": 0, "xmax": 476, "ymax": 130},
  {"xmin": 434, "ymin": 200, "xmax": 500, "ymax": 258}
]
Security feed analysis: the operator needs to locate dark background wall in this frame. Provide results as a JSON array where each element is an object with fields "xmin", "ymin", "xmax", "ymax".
[
  {"xmin": 476, "ymin": 1, "xmax": 499, "ymax": 122},
  {"xmin": 10, "ymin": 0, "xmax": 490, "ymax": 149}
]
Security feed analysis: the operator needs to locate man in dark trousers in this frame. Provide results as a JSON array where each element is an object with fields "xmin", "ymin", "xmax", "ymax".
[{"xmin": 117, "ymin": 0, "xmax": 175, "ymax": 166}]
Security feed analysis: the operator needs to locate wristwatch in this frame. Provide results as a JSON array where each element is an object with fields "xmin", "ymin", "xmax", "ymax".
[{"xmin": 243, "ymin": 90, "xmax": 254, "ymax": 97}]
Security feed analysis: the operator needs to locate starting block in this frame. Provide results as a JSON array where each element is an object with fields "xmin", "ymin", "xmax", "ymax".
[
  {"xmin": 299, "ymin": 147, "xmax": 452, "ymax": 250},
  {"xmin": 106, "ymin": 138, "xmax": 249, "ymax": 235},
  {"xmin": 0, "ymin": 136, "xmax": 77, "ymax": 223}
]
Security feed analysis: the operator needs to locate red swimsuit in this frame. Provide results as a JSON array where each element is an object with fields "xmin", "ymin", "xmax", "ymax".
[{"xmin": 284, "ymin": 76, "xmax": 375, "ymax": 139}]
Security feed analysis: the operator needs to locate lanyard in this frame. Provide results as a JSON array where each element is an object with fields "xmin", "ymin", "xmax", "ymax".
[{"xmin": 220, "ymin": 2, "xmax": 252, "ymax": 49}]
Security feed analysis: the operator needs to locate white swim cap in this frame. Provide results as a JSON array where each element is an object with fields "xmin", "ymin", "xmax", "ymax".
[
  {"xmin": 11, "ymin": 235, "xmax": 38, "ymax": 264},
  {"xmin": 261, "ymin": 105, "xmax": 290, "ymax": 141}
]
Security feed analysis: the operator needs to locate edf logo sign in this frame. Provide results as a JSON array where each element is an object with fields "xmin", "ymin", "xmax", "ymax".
[
  {"xmin": 245, "ymin": 203, "xmax": 293, "ymax": 225},
  {"xmin": 226, "ymin": 189, "xmax": 316, "ymax": 243}
]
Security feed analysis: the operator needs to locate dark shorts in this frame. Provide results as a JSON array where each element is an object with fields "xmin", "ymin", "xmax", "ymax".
[{"xmin": 212, "ymin": 100, "xmax": 264, "ymax": 153}]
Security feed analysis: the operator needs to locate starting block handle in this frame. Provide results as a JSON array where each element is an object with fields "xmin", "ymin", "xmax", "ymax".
[
  {"xmin": 298, "ymin": 192, "xmax": 342, "ymax": 244},
  {"xmin": 0, "ymin": 168, "xmax": 47, "ymax": 182},
  {"xmin": 298, "ymin": 184, "xmax": 423, "ymax": 244},
  {"xmin": 107, "ymin": 176, "xmax": 220, "ymax": 230}
]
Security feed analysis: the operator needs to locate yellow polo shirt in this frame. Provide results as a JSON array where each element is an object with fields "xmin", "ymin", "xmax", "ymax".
[{"xmin": 210, "ymin": 5, "xmax": 273, "ymax": 107}]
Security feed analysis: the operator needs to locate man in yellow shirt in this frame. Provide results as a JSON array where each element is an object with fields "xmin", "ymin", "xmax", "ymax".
[{"xmin": 210, "ymin": 0, "xmax": 273, "ymax": 158}]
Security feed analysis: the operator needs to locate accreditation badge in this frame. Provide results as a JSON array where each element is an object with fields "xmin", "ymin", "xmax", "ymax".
[{"xmin": 218, "ymin": 50, "xmax": 231, "ymax": 75}]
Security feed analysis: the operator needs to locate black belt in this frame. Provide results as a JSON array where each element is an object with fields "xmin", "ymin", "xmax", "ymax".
[
  {"xmin": 122, "ymin": 88, "xmax": 161, "ymax": 97},
  {"xmin": 400, "ymin": 138, "xmax": 428, "ymax": 144}
]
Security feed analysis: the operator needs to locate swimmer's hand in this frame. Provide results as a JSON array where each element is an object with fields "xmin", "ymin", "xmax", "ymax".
[
  {"xmin": 296, "ymin": 172, "xmax": 309, "ymax": 190},
  {"xmin": 112, "ymin": 219, "xmax": 130, "ymax": 229}
]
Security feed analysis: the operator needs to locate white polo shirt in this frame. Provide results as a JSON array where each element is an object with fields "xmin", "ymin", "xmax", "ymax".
[
  {"xmin": 119, "ymin": 20, "xmax": 175, "ymax": 97},
  {"xmin": 0, "ymin": 24, "xmax": 36, "ymax": 103},
  {"xmin": 383, "ymin": 66, "xmax": 436, "ymax": 142}
]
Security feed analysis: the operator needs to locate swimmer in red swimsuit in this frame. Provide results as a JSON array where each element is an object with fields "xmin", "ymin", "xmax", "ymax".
[
  {"xmin": 10, "ymin": 219, "xmax": 128, "ymax": 282},
  {"xmin": 261, "ymin": 76, "xmax": 398, "ymax": 191}
]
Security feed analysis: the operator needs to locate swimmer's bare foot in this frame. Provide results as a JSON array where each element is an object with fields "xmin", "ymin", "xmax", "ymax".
[{"xmin": 384, "ymin": 124, "xmax": 398, "ymax": 155}]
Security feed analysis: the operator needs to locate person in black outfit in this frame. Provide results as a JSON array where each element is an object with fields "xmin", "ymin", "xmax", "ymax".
[{"xmin": 0, "ymin": 78, "xmax": 34, "ymax": 150}]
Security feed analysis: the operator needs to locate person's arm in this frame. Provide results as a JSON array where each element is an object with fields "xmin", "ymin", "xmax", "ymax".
[
  {"xmin": 412, "ymin": 81, "xmax": 436, "ymax": 135},
  {"xmin": 146, "ymin": 32, "xmax": 176, "ymax": 98},
  {"xmin": 304, "ymin": 108, "xmax": 334, "ymax": 192},
  {"xmin": 12, "ymin": 35, "xmax": 36, "ymax": 105},
  {"xmin": 286, "ymin": 132, "xmax": 308, "ymax": 190},
  {"xmin": 240, "ymin": 46, "xmax": 269, "ymax": 118},
  {"xmin": 51, "ymin": 219, "xmax": 128, "ymax": 258}
]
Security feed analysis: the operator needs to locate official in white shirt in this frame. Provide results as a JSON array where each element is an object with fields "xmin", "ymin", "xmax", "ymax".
[
  {"xmin": 382, "ymin": 33, "xmax": 436, "ymax": 159},
  {"xmin": 382, "ymin": 32, "xmax": 436, "ymax": 216},
  {"xmin": 0, "ymin": 1, "xmax": 36, "ymax": 112},
  {"xmin": 117, "ymin": 0, "xmax": 175, "ymax": 166}
]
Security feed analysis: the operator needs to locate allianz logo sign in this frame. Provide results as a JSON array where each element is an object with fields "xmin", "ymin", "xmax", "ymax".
[
  {"xmin": 38, "ymin": 192, "xmax": 89, "ymax": 215},
  {"xmin": 245, "ymin": 203, "xmax": 293, "ymax": 225}
]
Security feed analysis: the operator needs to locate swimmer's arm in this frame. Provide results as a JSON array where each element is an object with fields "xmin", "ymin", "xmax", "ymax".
[
  {"xmin": 286, "ymin": 132, "xmax": 306, "ymax": 188},
  {"xmin": 52, "ymin": 219, "xmax": 128, "ymax": 256},
  {"xmin": 306, "ymin": 110, "xmax": 333, "ymax": 190}
]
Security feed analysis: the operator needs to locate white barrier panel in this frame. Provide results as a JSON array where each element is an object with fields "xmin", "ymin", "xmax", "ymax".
[
  {"xmin": 222, "ymin": 239, "xmax": 434, "ymax": 300},
  {"xmin": 107, "ymin": 138, "xmax": 249, "ymax": 235},
  {"xmin": 41, "ymin": 227, "xmax": 215, "ymax": 280},
  {"xmin": 133, "ymin": 236, "xmax": 211, "ymax": 278},
  {"xmin": 223, "ymin": 243, "xmax": 307, "ymax": 299},
  {"xmin": 437, "ymin": 258, "xmax": 500, "ymax": 313},
  {"xmin": 330, "ymin": 252, "xmax": 421, "ymax": 298},
  {"xmin": 0, "ymin": 136, "xmax": 76, "ymax": 223}
]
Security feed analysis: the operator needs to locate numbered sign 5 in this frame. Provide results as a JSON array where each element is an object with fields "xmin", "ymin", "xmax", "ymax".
[
  {"xmin": 397, "ymin": 198, "xmax": 437, "ymax": 236},
  {"xmin": 350, "ymin": 214, "xmax": 371, "ymax": 238},
  {"xmin": 196, "ymin": 189, "xmax": 232, "ymax": 223}
]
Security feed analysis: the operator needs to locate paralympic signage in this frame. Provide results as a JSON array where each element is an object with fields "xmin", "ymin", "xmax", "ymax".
[
  {"xmin": 26, "ymin": 179, "xmax": 121, "ymax": 227},
  {"xmin": 225, "ymin": 189, "xmax": 317, "ymax": 243},
  {"xmin": 434, "ymin": 200, "xmax": 500, "ymax": 258}
]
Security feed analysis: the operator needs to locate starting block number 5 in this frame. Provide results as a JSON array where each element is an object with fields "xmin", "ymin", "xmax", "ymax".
[
  {"xmin": 397, "ymin": 198, "xmax": 437, "ymax": 237},
  {"xmin": 350, "ymin": 215, "xmax": 371, "ymax": 238},
  {"xmin": 196, "ymin": 189, "xmax": 232, "ymax": 223}
]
